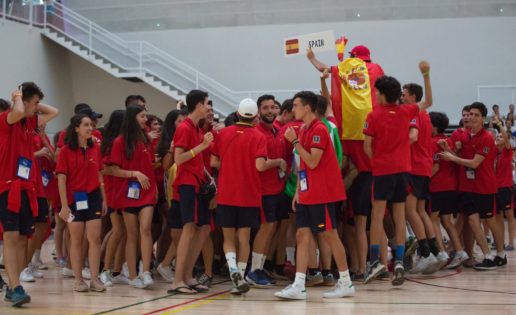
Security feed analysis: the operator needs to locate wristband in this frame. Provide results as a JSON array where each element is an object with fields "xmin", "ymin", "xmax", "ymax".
[
  {"xmin": 190, "ymin": 149, "xmax": 196, "ymax": 158},
  {"xmin": 422, "ymin": 71, "xmax": 430, "ymax": 76},
  {"xmin": 292, "ymin": 139, "xmax": 299, "ymax": 146}
]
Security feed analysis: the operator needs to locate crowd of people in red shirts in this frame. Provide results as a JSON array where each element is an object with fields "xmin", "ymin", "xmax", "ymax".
[{"xmin": 0, "ymin": 51, "xmax": 514, "ymax": 307}]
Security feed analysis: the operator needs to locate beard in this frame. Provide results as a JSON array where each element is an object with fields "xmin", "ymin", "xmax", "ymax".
[{"xmin": 260, "ymin": 114, "xmax": 276, "ymax": 124}]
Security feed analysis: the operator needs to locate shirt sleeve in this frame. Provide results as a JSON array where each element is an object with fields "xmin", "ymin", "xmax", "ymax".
[
  {"xmin": 363, "ymin": 112, "xmax": 375, "ymax": 137},
  {"xmin": 475, "ymin": 134, "xmax": 495, "ymax": 157},
  {"xmin": 57, "ymin": 131, "xmax": 66, "ymax": 149},
  {"xmin": 255, "ymin": 134, "xmax": 268, "ymax": 159},
  {"xmin": 172, "ymin": 125, "xmax": 190, "ymax": 150},
  {"xmin": 55, "ymin": 147, "xmax": 69, "ymax": 175},
  {"xmin": 211, "ymin": 135, "xmax": 220, "ymax": 157},
  {"xmin": 409, "ymin": 116, "xmax": 419, "ymax": 129},
  {"xmin": 0, "ymin": 111, "xmax": 10, "ymax": 132},
  {"xmin": 308, "ymin": 124, "xmax": 329, "ymax": 151}
]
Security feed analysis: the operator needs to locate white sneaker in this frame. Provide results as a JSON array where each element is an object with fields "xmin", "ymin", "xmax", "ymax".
[
  {"xmin": 20, "ymin": 267, "xmax": 35, "ymax": 282},
  {"xmin": 129, "ymin": 276, "xmax": 147, "ymax": 289},
  {"xmin": 447, "ymin": 251, "xmax": 469, "ymax": 269},
  {"xmin": 82, "ymin": 267, "xmax": 91, "ymax": 280},
  {"xmin": 121, "ymin": 262, "xmax": 129, "ymax": 278},
  {"xmin": 421, "ymin": 253, "xmax": 441, "ymax": 274},
  {"xmin": 28, "ymin": 263, "xmax": 43, "ymax": 278},
  {"xmin": 112, "ymin": 274, "xmax": 130, "ymax": 285},
  {"xmin": 437, "ymin": 251, "xmax": 450, "ymax": 269},
  {"xmin": 157, "ymin": 264, "xmax": 174, "ymax": 282},
  {"xmin": 322, "ymin": 281, "xmax": 355, "ymax": 298},
  {"xmin": 411, "ymin": 254, "xmax": 439, "ymax": 274},
  {"xmin": 142, "ymin": 271, "xmax": 154, "ymax": 287},
  {"xmin": 62, "ymin": 267, "xmax": 74, "ymax": 278},
  {"xmin": 274, "ymin": 284, "xmax": 307, "ymax": 300},
  {"xmin": 31, "ymin": 257, "xmax": 48, "ymax": 270},
  {"xmin": 100, "ymin": 270, "xmax": 114, "ymax": 287}
]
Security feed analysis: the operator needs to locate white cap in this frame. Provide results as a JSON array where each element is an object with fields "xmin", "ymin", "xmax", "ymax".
[{"xmin": 237, "ymin": 98, "xmax": 258, "ymax": 118}]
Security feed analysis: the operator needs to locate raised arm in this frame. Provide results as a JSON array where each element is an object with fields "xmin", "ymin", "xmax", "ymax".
[
  {"xmin": 307, "ymin": 48, "xmax": 330, "ymax": 73},
  {"xmin": 418, "ymin": 61, "xmax": 433, "ymax": 111}
]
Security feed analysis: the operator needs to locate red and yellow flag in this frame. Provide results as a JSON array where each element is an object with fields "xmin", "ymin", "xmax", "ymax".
[
  {"xmin": 285, "ymin": 39, "xmax": 299, "ymax": 55},
  {"xmin": 331, "ymin": 58, "xmax": 372, "ymax": 140}
]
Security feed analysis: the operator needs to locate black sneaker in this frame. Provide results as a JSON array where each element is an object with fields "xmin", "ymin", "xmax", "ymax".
[
  {"xmin": 364, "ymin": 260, "xmax": 386, "ymax": 284},
  {"xmin": 494, "ymin": 255, "xmax": 508, "ymax": 267},
  {"xmin": 473, "ymin": 258, "xmax": 497, "ymax": 271}
]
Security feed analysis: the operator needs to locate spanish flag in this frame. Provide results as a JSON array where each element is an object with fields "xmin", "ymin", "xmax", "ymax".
[
  {"xmin": 285, "ymin": 38, "xmax": 299, "ymax": 55},
  {"xmin": 331, "ymin": 58, "xmax": 372, "ymax": 140}
]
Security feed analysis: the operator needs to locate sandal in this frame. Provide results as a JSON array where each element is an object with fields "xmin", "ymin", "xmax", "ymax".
[
  {"xmin": 167, "ymin": 286, "xmax": 197, "ymax": 295},
  {"xmin": 188, "ymin": 282, "xmax": 209, "ymax": 292}
]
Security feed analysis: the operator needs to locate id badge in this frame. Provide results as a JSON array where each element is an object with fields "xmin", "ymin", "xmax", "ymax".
[
  {"xmin": 41, "ymin": 170, "xmax": 50, "ymax": 187},
  {"xmin": 74, "ymin": 191, "xmax": 89, "ymax": 211},
  {"xmin": 127, "ymin": 181, "xmax": 141, "ymax": 200},
  {"xmin": 299, "ymin": 170, "xmax": 308, "ymax": 192},
  {"xmin": 17, "ymin": 157, "xmax": 32, "ymax": 180},
  {"xmin": 465, "ymin": 167, "xmax": 476, "ymax": 180},
  {"xmin": 278, "ymin": 169, "xmax": 286, "ymax": 180}
]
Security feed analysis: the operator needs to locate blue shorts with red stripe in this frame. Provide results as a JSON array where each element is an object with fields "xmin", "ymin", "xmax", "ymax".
[
  {"xmin": 295, "ymin": 202, "xmax": 337, "ymax": 233},
  {"xmin": 178, "ymin": 185, "xmax": 210, "ymax": 226}
]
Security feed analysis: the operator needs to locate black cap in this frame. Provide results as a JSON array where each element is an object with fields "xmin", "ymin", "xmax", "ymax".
[{"xmin": 74, "ymin": 103, "xmax": 103, "ymax": 119}]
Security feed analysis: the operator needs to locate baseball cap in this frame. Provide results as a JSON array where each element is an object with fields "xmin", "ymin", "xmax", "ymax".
[
  {"xmin": 349, "ymin": 45, "xmax": 371, "ymax": 61},
  {"xmin": 237, "ymin": 98, "xmax": 258, "ymax": 118},
  {"xmin": 74, "ymin": 103, "xmax": 103, "ymax": 119}
]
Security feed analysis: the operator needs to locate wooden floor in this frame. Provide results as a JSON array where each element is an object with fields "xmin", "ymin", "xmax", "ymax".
[{"xmin": 2, "ymin": 241, "xmax": 516, "ymax": 315}]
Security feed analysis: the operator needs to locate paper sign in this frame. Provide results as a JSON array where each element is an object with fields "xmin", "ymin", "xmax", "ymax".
[{"xmin": 284, "ymin": 30, "xmax": 335, "ymax": 56}]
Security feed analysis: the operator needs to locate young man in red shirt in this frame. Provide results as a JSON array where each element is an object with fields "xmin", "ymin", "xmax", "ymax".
[
  {"xmin": 276, "ymin": 91, "xmax": 354, "ymax": 300},
  {"xmin": 363, "ymin": 61, "xmax": 433, "ymax": 285},
  {"xmin": 440, "ymin": 102, "xmax": 505, "ymax": 270},
  {"xmin": 401, "ymin": 83, "xmax": 442, "ymax": 273},
  {"xmin": 247, "ymin": 95, "xmax": 287, "ymax": 287},
  {"xmin": 0, "ymin": 83, "xmax": 58, "ymax": 307},
  {"xmin": 169, "ymin": 90, "xmax": 214, "ymax": 294}
]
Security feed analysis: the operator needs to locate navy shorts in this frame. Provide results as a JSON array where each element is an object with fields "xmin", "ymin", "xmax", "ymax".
[
  {"xmin": 373, "ymin": 172, "xmax": 409, "ymax": 203},
  {"xmin": 429, "ymin": 191, "xmax": 459, "ymax": 215},
  {"xmin": 462, "ymin": 192, "xmax": 496, "ymax": 219},
  {"xmin": 296, "ymin": 202, "xmax": 337, "ymax": 234},
  {"xmin": 261, "ymin": 193, "xmax": 290, "ymax": 223},
  {"xmin": 124, "ymin": 204, "xmax": 154, "ymax": 216},
  {"xmin": 216, "ymin": 204, "xmax": 260, "ymax": 228},
  {"xmin": 167, "ymin": 200, "xmax": 183, "ymax": 229},
  {"xmin": 496, "ymin": 187, "xmax": 514, "ymax": 212},
  {"xmin": 0, "ymin": 190, "xmax": 35, "ymax": 236},
  {"xmin": 408, "ymin": 175, "xmax": 430, "ymax": 200},
  {"xmin": 349, "ymin": 172, "xmax": 372, "ymax": 217},
  {"xmin": 178, "ymin": 185, "xmax": 210, "ymax": 226},
  {"xmin": 69, "ymin": 189, "xmax": 103, "ymax": 222},
  {"xmin": 36, "ymin": 197, "xmax": 50, "ymax": 223}
]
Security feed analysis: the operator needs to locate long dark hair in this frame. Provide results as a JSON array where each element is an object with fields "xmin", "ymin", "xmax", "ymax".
[
  {"xmin": 120, "ymin": 105, "xmax": 148, "ymax": 159},
  {"xmin": 64, "ymin": 113, "xmax": 94, "ymax": 150},
  {"xmin": 156, "ymin": 109, "xmax": 186, "ymax": 158},
  {"xmin": 101, "ymin": 110, "xmax": 125, "ymax": 156}
]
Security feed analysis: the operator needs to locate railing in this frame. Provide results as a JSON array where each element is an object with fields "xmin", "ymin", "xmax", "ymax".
[{"xmin": 0, "ymin": 0, "xmax": 316, "ymax": 114}]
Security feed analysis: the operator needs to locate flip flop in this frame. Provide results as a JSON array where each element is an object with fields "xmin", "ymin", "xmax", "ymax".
[
  {"xmin": 188, "ymin": 283, "xmax": 209, "ymax": 293},
  {"xmin": 167, "ymin": 286, "xmax": 197, "ymax": 295}
]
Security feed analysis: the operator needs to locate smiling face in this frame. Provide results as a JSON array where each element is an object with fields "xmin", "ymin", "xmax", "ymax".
[
  {"xmin": 75, "ymin": 116, "xmax": 93, "ymax": 140},
  {"xmin": 259, "ymin": 99, "xmax": 277, "ymax": 124},
  {"xmin": 468, "ymin": 108, "xmax": 484, "ymax": 130},
  {"xmin": 137, "ymin": 111, "xmax": 148, "ymax": 129}
]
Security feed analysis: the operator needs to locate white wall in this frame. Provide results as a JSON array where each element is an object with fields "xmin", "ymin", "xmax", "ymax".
[
  {"xmin": 0, "ymin": 19, "xmax": 177, "ymax": 133},
  {"xmin": 119, "ymin": 16, "xmax": 516, "ymax": 122}
]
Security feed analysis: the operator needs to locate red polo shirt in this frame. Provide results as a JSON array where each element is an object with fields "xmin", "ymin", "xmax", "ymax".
[
  {"xmin": 56, "ymin": 143, "xmax": 102, "ymax": 205},
  {"xmin": 109, "ymin": 136, "xmax": 156, "ymax": 208},
  {"xmin": 363, "ymin": 103, "xmax": 419, "ymax": 176},
  {"xmin": 458, "ymin": 128, "xmax": 497, "ymax": 194},
  {"xmin": 342, "ymin": 140, "xmax": 371, "ymax": 173},
  {"xmin": 409, "ymin": 110, "xmax": 433, "ymax": 177},
  {"xmin": 273, "ymin": 119, "xmax": 284, "ymax": 131},
  {"xmin": 298, "ymin": 119, "xmax": 346, "ymax": 204},
  {"xmin": 212, "ymin": 123, "xmax": 267, "ymax": 207},
  {"xmin": 450, "ymin": 127, "xmax": 470, "ymax": 150},
  {"xmin": 173, "ymin": 117, "xmax": 205, "ymax": 189},
  {"xmin": 256, "ymin": 122, "xmax": 285, "ymax": 195},
  {"xmin": 496, "ymin": 147, "xmax": 513, "ymax": 189},
  {"xmin": 278, "ymin": 120, "xmax": 304, "ymax": 172},
  {"xmin": 430, "ymin": 135, "xmax": 457, "ymax": 192}
]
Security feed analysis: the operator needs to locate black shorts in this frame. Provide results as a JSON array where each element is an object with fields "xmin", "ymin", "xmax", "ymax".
[
  {"xmin": 429, "ymin": 191, "xmax": 458, "ymax": 215},
  {"xmin": 69, "ymin": 189, "xmax": 103, "ymax": 222},
  {"xmin": 107, "ymin": 207, "xmax": 122, "ymax": 216},
  {"xmin": 408, "ymin": 175, "xmax": 430, "ymax": 200},
  {"xmin": 178, "ymin": 185, "xmax": 210, "ymax": 226},
  {"xmin": 296, "ymin": 203, "xmax": 337, "ymax": 234},
  {"xmin": 496, "ymin": 187, "xmax": 514, "ymax": 212},
  {"xmin": 0, "ymin": 191, "xmax": 35, "ymax": 236},
  {"xmin": 216, "ymin": 204, "xmax": 260, "ymax": 228},
  {"xmin": 349, "ymin": 172, "xmax": 372, "ymax": 217},
  {"xmin": 261, "ymin": 193, "xmax": 289, "ymax": 223},
  {"xmin": 462, "ymin": 192, "xmax": 496, "ymax": 219},
  {"xmin": 279, "ymin": 193, "xmax": 294, "ymax": 214},
  {"xmin": 167, "ymin": 200, "xmax": 183, "ymax": 229},
  {"xmin": 36, "ymin": 197, "xmax": 50, "ymax": 223},
  {"xmin": 373, "ymin": 172, "xmax": 409, "ymax": 203},
  {"xmin": 124, "ymin": 204, "xmax": 154, "ymax": 216}
]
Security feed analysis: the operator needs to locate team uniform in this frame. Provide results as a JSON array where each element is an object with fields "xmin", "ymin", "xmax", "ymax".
[
  {"xmin": 212, "ymin": 123, "xmax": 267, "ymax": 228},
  {"xmin": 108, "ymin": 136, "xmax": 156, "ymax": 213},
  {"xmin": 56, "ymin": 143, "xmax": 103, "ymax": 221},
  {"xmin": 296, "ymin": 119, "xmax": 346, "ymax": 233},
  {"xmin": 429, "ymin": 135, "xmax": 459, "ymax": 215},
  {"xmin": 172, "ymin": 117, "xmax": 209, "ymax": 226},
  {"xmin": 33, "ymin": 134, "xmax": 52, "ymax": 223},
  {"xmin": 342, "ymin": 140, "xmax": 372, "ymax": 218},
  {"xmin": 408, "ymin": 111, "xmax": 433, "ymax": 200},
  {"xmin": 363, "ymin": 103, "xmax": 420, "ymax": 202},
  {"xmin": 495, "ymin": 147, "xmax": 514, "ymax": 213}
]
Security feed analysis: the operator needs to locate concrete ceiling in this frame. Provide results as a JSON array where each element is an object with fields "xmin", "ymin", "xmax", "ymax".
[{"xmin": 62, "ymin": 0, "xmax": 516, "ymax": 32}]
